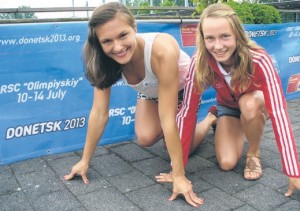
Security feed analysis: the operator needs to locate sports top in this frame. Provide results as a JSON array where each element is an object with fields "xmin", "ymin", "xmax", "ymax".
[{"xmin": 121, "ymin": 33, "xmax": 190, "ymax": 98}]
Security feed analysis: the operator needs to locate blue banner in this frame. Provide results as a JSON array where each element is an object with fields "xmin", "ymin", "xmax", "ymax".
[{"xmin": 0, "ymin": 21, "xmax": 299, "ymax": 165}]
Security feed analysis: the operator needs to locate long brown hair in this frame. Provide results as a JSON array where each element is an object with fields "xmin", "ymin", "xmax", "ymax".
[
  {"xmin": 195, "ymin": 3, "xmax": 262, "ymax": 92},
  {"xmin": 83, "ymin": 2, "xmax": 136, "ymax": 89}
]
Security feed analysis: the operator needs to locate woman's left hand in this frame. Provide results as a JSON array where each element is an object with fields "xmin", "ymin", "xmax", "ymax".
[{"xmin": 285, "ymin": 177, "xmax": 300, "ymax": 196}]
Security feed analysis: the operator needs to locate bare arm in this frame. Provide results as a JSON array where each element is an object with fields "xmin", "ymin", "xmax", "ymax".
[
  {"xmin": 152, "ymin": 33, "xmax": 184, "ymax": 177},
  {"xmin": 152, "ymin": 33, "xmax": 203, "ymax": 207},
  {"xmin": 81, "ymin": 87, "xmax": 111, "ymax": 163},
  {"xmin": 64, "ymin": 87, "xmax": 111, "ymax": 183}
]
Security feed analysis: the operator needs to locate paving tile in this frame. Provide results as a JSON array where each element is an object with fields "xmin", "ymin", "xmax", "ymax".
[
  {"xmin": 200, "ymin": 188, "xmax": 245, "ymax": 210},
  {"xmin": 110, "ymin": 142, "xmax": 154, "ymax": 162},
  {"xmin": 78, "ymin": 186, "xmax": 140, "ymax": 210},
  {"xmin": 275, "ymin": 200, "xmax": 300, "ymax": 211},
  {"xmin": 106, "ymin": 170, "xmax": 156, "ymax": 193},
  {"xmin": 10, "ymin": 157, "xmax": 48, "ymax": 174},
  {"xmin": 235, "ymin": 183, "xmax": 289, "ymax": 210},
  {"xmin": 234, "ymin": 204, "xmax": 258, "ymax": 211},
  {"xmin": 132, "ymin": 157, "xmax": 171, "ymax": 177},
  {"xmin": 76, "ymin": 146, "xmax": 109, "ymax": 157},
  {"xmin": 145, "ymin": 140, "xmax": 170, "ymax": 162},
  {"xmin": 185, "ymin": 173, "xmax": 214, "ymax": 194},
  {"xmin": 198, "ymin": 167, "xmax": 256, "ymax": 194},
  {"xmin": 277, "ymin": 185, "xmax": 300, "ymax": 201},
  {"xmin": 91, "ymin": 154, "xmax": 134, "ymax": 177},
  {"xmin": 125, "ymin": 184, "xmax": 193, "ymax": 211},
  {"xmin": 46, "ymin": 154, "xmax": 82, "ymax": 176},
  {"xmin": 62, "ymin": 168, "xmax": 112, "ymax": 197},
  {"xmin": 0, "ymin": 191, "xmax": 33, "ymax": 211},
  {"xmin": 260, "ymin": 136, "xmax": 281, "ymax": 153},
  {"xmin": 185, "ymin": 155, "xmax": 217, "ymax": 173},
  {"xmin": 15, "ymin": 167, "xmax": 66, "ymax": 202},
  {"xmin": 192, "ymin": 141, "xmax": 216, "ymax": 159},
  {"xmin": 258, "ymin": 167, "xmax": 288, "ymax": 190},
  {"xmin": 31, "ymin": 189, "xmax": 81, "ymax": 211},
  {"xmin": 0, "ymin": 169, "xmax": 21, "ymax": 195},
  {"xmin": 0, "ymin": 165, "xmax": 10, "ymax": 173},
  {"xmin": 47, "ymin": 155, "xmax": 112, "ymax": 196},
  {"xmin": 260, "ymin": 150, "xmax": 284, "ymax": 172},
  {"xmin": 43, "ymin": 151, "xmax": 78, "ymax": 161}
]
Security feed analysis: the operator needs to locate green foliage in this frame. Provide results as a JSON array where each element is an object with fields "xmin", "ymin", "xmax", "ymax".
[
  {"xmin": 161, "ymin": 0, "xmax": 176, "ymax": 6},
  {"xmin": 226, "ymin": 1, "xmax": 254, "ymax": 24},
  {"xmin": 249, "ymin": 3, "xmax": 281, "ymax": 23},
  {"xmin": 193, "ymin": 0, "xmax": 281, "ymax": 24},
  {"xmin": 0, "ymin": 6, "xmax": 37, "ymax": 19},
  {"xmin": 129, "ymin": 0, "xmax": 151, "ymax": 15}
]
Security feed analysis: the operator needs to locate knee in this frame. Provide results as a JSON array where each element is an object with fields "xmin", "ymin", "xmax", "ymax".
[
  {"xmin": 239, "ymin": 97, "xmax": 263, "ymax": 121},
  {"xmin": 218, "ymin": 158, "xmax": 237, "ymax": 171},
  {"xmin": 135, "ymin": 132, "xmax": 156, "ymax": 147}
]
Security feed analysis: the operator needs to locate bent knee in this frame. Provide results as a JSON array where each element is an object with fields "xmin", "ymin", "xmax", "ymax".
[
  {"xmin": 239, "ymin": 98, "xmax": 264, "ymax": 120},
  {"xmin": 135, "ymin": 132, "xmax": 158, "ymax": 147},
  {"xmin": 218, "ymin": 159, "xmax": 238, "ymax": 171}
]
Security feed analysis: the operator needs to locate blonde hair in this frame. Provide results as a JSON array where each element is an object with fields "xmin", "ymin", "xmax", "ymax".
[{"xmin": 195, "ymin": 3, "xmax": 262, "ymax": 92}]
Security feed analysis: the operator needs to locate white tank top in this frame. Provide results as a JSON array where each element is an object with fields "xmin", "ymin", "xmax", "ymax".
[
  {"xmin": 121, "ymin": 33, "xmax": 190, "ymax": 98},
  {"xmin": 217, "ymin": 62, "xmax": 232, "ymax": 85}
]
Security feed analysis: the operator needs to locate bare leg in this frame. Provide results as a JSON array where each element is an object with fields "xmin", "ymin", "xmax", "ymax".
[
  {"xmin": 135, "ymin": 99, "xmax": 163, "ymax": 147},
  {"xmin": 215, "ymin": 116, "xmax": 245, "ymax": 171},
  {"xmin": 189, "ymin": 112, "xmax": 217, "ymax": 153},
  {"xmin": 239, "ymin": 91, "xmax": 268, "ymax": 180}
]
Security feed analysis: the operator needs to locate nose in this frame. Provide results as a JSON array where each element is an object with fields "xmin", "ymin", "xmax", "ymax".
[
  {"xmin": 113, "ymin": 40, "xmax": 122, "ymax": 52},
  {"xmin": 214, "ymin": 39, "xmax": 223, "ymax": 50}
]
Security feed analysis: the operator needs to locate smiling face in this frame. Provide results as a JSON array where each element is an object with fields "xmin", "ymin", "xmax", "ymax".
[
  {"xmin": 95, "ymin": 16, "xmax": 137, "ymax": 65},
  {"xmin": 202, "ymin": 17, "xmax": 236, "ymax": 66}
]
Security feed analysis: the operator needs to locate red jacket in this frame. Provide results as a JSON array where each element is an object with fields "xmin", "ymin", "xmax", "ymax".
[{"xmin": 177, "ymin": 49, "xmax": 300, "ymax": 177}]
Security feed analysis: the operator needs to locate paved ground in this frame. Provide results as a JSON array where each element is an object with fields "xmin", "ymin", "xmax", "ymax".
[{"xmin": 1, "ymin": 98, "xmax": 300, "ymax": 211}]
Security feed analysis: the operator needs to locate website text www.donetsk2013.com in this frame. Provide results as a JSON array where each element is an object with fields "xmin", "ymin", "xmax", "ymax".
[{"xmin": 0, "ymin": 33, "xmax": 81, "ymax": 46}]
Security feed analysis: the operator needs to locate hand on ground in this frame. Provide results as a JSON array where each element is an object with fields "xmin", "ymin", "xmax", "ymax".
[
  {"xmin": 64, "ymin": 160, "xmax": 90, "ymax": 184},
  {"xmin": 285, "ymin": 177, "xmax": 300, "ymax": 196},
  {"xmin": 170, "ymin": 175, "xmax": 204, "ymax": 207},
  {"xmin": 155, "ymin": 172, "xmax": 173, "ymax": 183}
]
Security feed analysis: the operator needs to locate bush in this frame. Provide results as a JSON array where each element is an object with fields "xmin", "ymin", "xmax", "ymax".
[
  {"xmin": 226, "ymin": 1, "xmax": 255, "ymax": 24},
  {"xmin": 249, "ymin": 3, "xmax": 281, "ymax": 23},
  {"xmin": 195, "ymin": 1, "xmax": 282, "ymax": 24}
]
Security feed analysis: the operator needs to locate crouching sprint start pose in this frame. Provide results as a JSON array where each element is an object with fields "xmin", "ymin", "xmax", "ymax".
[
  {"xmin": 158, "ymin": 3, "xmax": 300, "ymax": 196},
  {"xmin": 64, "ymin": 2, "xmax": 219, "ymax": 208}
]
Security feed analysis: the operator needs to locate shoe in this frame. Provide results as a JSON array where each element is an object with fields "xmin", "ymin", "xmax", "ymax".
[
  {"xmin": 208, "ymin": 105, "xmax": 218, "ymax": 117},
  {"xmin": 208, "ymin": 105, "xmax": 217, "ymax": 134},
  {"xmin": 244, "ymin": 154, "xmax": 263, "ymax": 180}
]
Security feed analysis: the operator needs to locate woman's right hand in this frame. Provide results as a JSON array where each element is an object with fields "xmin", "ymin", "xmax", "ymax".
[
  {"xmin": 171, "ymin": 175, "xmax": 204, "ymax": 207},
  {"xmin": 64, "ymin": 160, "xmax": 90, "ymax": 184},
  {"xmin": 156, "ymin": 172, "xmax": 204, "ymax": 207}
]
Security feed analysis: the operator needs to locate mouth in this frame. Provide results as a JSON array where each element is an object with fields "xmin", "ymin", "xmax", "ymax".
[
  {"xmin": 214, "ymin": 50, "xmax": 227, "ymax": 56},
  {"xmin": 115, "ymin": 48, "xmax": 128, "ymax": 58}
]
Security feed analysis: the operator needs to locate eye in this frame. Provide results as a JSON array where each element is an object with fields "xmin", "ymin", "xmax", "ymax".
[
  {"xmin": 222, "ymin": 34, "xmax": 231, "ymax": 39},
  {"xmin": 204, "ymin": 36, "xmax": 214, "ymax": 42},
  {"xmin": 101, "ymin": 39, "xmax": 111, "ymax": 45},
  {"xmin": 120, "ymin": 32, "xmax": 128, "ymax": 39}
]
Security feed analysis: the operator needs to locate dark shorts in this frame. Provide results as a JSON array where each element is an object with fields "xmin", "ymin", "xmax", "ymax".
[
  {"xmin": 217, "ymin": 104, "xmax": 241, "ymax": 119},
  {"xmin": 137, "ymin": 89, "xmax": 184, "ymax": 108}
]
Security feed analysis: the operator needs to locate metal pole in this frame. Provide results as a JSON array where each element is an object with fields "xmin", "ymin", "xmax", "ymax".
[
  {"xmin": 86, "ymin": 1, "xmax": 88, "ymax": 18},
  {"xmin": 72, "ymin": 0, "xmax": 75, "ymax": 17},
  {"xmin": 150, "ymin": 0, "xmax": 153, "ymax": 14},
  {"xmin": 185, "ymin": 0, "xmax": 188, "ymax": 7}
]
